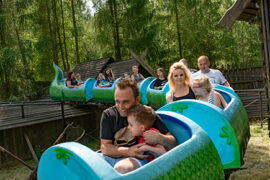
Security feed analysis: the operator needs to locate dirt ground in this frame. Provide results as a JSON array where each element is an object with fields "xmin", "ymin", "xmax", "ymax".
[
  {"xmin": 0, "ymin": 123, "xmax": 269, "ymax": 180},
  {"xmin": 229, "ymin": 123, "xmax": 270, "ymax": 180}
]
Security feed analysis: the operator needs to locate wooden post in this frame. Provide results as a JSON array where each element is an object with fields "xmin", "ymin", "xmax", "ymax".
[
  {"xmin": 61, "ymin": 102, "xmax": 65, "ymax": 138},
  {"xmin": 259, "ymin": 91, "xmax": 263, "ymax": 127},
  {"xmin": 24, "ymin": 133, "xmax": 38, "ymax": 163},
  {"xmin": 260, "ymin": 0, "xmax": 270, "ymax": 136},
  {"xmin": 21, "ymin": 103, "xmax": 25, "ymax": 118},
  {"xmin": 227, "ymin": 64, "xmax": 231, "ymax": 87}
]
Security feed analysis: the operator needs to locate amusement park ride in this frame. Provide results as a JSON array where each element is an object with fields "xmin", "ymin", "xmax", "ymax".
[{"xmin": 37, "ymin": 64, "xmax": 250, "ymax": 179}]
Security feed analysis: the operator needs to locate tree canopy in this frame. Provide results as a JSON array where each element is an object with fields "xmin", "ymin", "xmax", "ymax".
[{"xmin": 0, "ymin": 0, "xmax": 261, "ymax": 101}]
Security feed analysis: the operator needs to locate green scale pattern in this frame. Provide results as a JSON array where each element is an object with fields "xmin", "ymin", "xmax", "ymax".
[{"xmin": 154, "ymin": 141, "xmax": 224, "ymax": 180}]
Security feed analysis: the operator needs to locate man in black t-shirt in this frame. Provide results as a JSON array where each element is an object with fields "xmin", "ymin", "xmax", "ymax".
[{"xmin": 99, "ymin": 80, "xmax": 177, "ymax": 173}]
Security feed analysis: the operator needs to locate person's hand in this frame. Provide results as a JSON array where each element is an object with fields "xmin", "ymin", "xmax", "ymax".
[
  {"xmin": 128, "ymin": 144, "xmax": 148, "ymax": 159},
  {"xmin": 137, "ymin": 144, "xmax": 151, "ymax": 153},
  {"xmin": 143, "ymin": 130, "xmax": 160, "ymax": 145},
  {"xmin": 138, "ymin": 144, "xmax": 166, "ymax": 157}
]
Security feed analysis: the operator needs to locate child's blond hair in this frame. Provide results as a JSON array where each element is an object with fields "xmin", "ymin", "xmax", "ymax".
[
  {"xmin": 75, "ymin": 73, "xmax": 81, "ymax": 79},
  {"xmin": 192, "ymin": 75, "xmax": 212, "ymax": 92}
]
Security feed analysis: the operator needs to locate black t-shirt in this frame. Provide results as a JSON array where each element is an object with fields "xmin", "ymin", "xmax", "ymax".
[
  {"xmin": 172, "ymin": 87, "xmax": 196, "ymax": 101},
  {"xmin": 154, "ymin": 78, "xmax": 168, "ymax": 89},
  {"xmin": 66, "ymin": 78, "xmax": 78, "ymax": 86},
  {"xmin": 100, "ymin": 106, "xmax": 169, "ymax": 147}
]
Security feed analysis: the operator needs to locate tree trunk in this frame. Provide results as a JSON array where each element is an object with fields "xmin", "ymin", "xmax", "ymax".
[
  {"xmin": 0, "ymin": 64, "xmax": 7, "ymax": 96},
  {"xmin": 59, "ymin": 0, "xmax": 70, "ymax": 70},
  {"xmin": 173, "ymin": 0, "xmax": 182, "ymax": 58},
  {"xmin": 0, "ymin": 71, "xmax": 4, "ymax": 91},
  {"xmin": 71, "ymin": 0, "xmax": 80, "ymax": 64},
  {"xmin": 194, "ymin": 0, "xmax": 198, "ymax": 25},
  {"xmin": 13, "ymin": 16, "xmax": 30, "ymax": 80},
  {"xmin": 113, "ymin": 0, "xmax": 121, "ymax": 61},
  {"xmin": 109, "ymin": 0, "xmax": 121, "ymax": 61},
  {"xmin": 46, "ymin": 0, "xmax": 58, "ymax": 65},
  {"xmin": 0, "ymin": 0, "xmax": 6, "ymax": 47},
  {"xmin": 241, "ymin": 24, "xmax": 245, "ymax": 63},
  {"xmin": 0, "ymin": 0, "xmax": 9, "ymax": 97},
  {"xmin": 52, "ymin": 0, "xmax": 66, "ymax": 70},
  {"xmin": 3, "ymin": 70, "xmax": 10, "ymax": 98}
]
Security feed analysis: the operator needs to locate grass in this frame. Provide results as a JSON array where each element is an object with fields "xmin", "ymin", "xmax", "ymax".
[
  {"xmin": 229, "ymin": 122, "xmax": 270, "ymax": 180},
  {"xmin": 0, "ymin": 140, "xmax": 100, "ymax": 180},
  {"xmin": 0, "ymin": 123, "xmax": 269, "ymax": 180},
  {"xmin": 0, "ymin": 160, "xmax": 36, "ymax": 180}
]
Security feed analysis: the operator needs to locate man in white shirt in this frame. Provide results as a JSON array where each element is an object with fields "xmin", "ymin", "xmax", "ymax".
[{"xmin": 192, "ymin": 56, "xmax": 231, "ymax": 87}]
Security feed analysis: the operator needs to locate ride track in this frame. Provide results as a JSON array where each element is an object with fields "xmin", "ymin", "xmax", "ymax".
[{"xmin": 37, "ymin": 64, "xmax": 250, "ymax": 179}]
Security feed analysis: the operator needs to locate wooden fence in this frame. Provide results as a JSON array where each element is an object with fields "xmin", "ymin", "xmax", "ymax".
[
  {"xmin": 236, "ymin": 89, "xmax": 268, "ymax": 119},
  {"xmin": 212, "ymin": 61, "xmax": 264, "ymax": 90},
  {"xmin": 212, "ymin": 61, "xmax": 268, "ymax": 119},
  {"xmin": 0, "ymin": 102, "xmax": 103, "ymax": 167}
]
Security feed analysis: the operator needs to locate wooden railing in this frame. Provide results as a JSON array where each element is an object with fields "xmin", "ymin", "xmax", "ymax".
[
  {"xmin": 212, "ymin": 61, "xmax": 268, "ymax": 120},
  {"xmin": 212, "ymin": 61, "xmax": 264, "ymax": 90}
]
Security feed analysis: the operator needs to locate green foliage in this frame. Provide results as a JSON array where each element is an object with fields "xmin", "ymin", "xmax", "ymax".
[
  {"xmin": 85, "ymin": 140, "xmax": 100, "ymax": 151},
  {"xmin": 34, "ymin": 145, "xmax": 44, "ymax": 159},
  {"xmin": 0, "ymin": 47, "xmax": 18, "ymax": 99},
  {"xmin": 0, "ymin": 0, "xmax": 262, "ymax": 100},
  {"xmin": 121, "ymin": 0, "xmax": 157, "ymax": 51}
]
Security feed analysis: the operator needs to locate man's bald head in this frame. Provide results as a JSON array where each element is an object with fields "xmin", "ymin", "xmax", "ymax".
[{"xmin": 198, "ymin": 56, "xmax": 210, "ymax": 73}]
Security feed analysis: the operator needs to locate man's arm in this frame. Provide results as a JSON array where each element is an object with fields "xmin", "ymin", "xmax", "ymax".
[
  {"xmin": 158, "ymin": 132, "xmax": 177, "ymax": 149},
  {"xmin": 138, "ymin": 144, "xmax": 166, "ymax": 156},
  {"xmin": 142, "ymin": 131, "xmax": 177, "ymax": 150},
  {"xmin": 217, "ymin": 70, "xmax": 231, "ymax": 88},
  {"xmin": 223, "ymin": 81, "xmax": 231, "ymax": 87},
  {"xmin": 101, "ymin": 139, "xmax": 147, "ymax": 159}
]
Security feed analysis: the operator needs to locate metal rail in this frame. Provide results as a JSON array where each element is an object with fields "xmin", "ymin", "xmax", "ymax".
[{"xmin": 0, "ymin": 100, "xmax": 103, "ymax": 119}]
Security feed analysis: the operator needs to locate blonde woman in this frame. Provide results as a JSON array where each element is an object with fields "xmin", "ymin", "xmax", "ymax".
[
  {"xmin": 192, "ymin": 75, "xmax": 227, "ymax": 109},
  {"xmin": 166, "ymin": 62, "xmax": 195, "ymax": 104}
]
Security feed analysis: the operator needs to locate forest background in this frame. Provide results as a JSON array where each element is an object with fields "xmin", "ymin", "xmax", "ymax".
[{"xmin": 0, "ymin": 0, "xmax": 261, "ymax": 101}]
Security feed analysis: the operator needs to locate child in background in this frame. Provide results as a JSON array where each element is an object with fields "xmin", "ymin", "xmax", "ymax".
[
  {"xmin": 75, "ymin": 73, "xmax": 84, "ymax": 86},
  {"xmin": 124, "ymin": 72, "xmax": 131, "ymax": 80},
  {"xmin": 192, "ymin": 75, "xmax": 227, "ymax": 109},
  {"xmin": 96, "ymin": 73, "xmax": 112, "ymax": 87}
]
